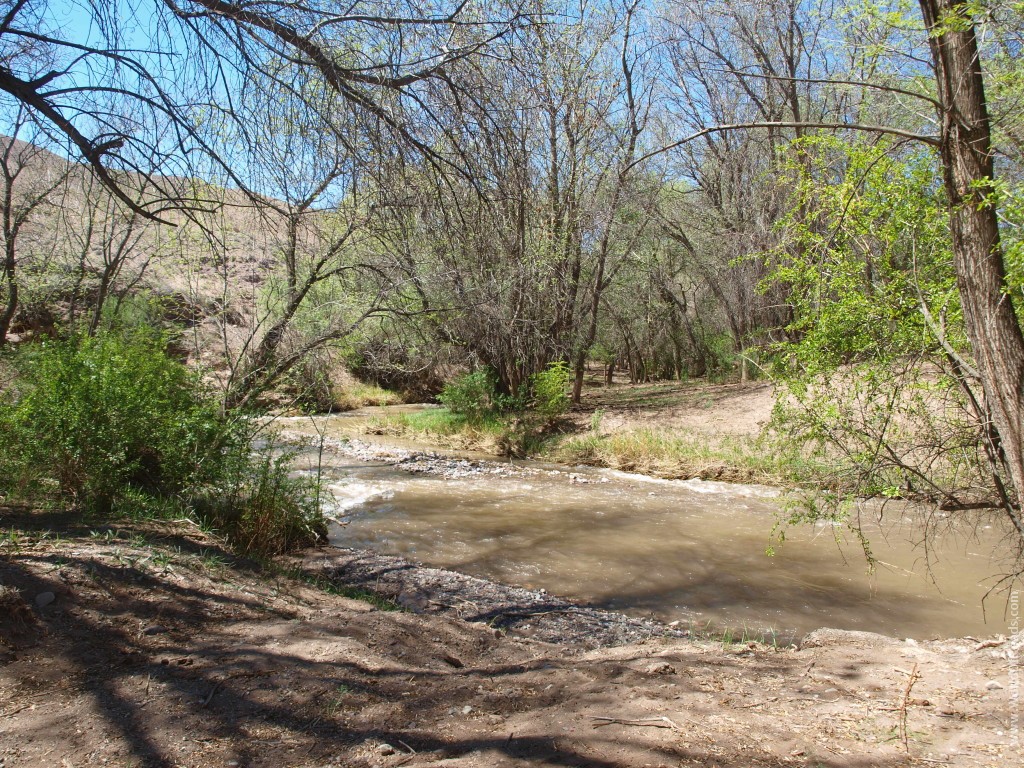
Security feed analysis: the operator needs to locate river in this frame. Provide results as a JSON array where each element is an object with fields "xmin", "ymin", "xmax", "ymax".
[{"xmin": 283, "ymin": 410, "xmax": 1016, "ymax": 641}]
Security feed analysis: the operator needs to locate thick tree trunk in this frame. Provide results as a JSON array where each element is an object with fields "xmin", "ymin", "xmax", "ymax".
[{"xmin": 920, "ymin": 0, "xmax": 1024, "ymax": 532}]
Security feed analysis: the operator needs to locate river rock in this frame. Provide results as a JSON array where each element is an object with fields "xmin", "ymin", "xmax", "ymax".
[{"xmin": 34, "ymin": 591, "xmax": 55, "ymax": 608}]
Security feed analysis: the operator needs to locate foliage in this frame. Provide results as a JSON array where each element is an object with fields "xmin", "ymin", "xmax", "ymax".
[
  {"xmin": 768, "ymin": 136, "xmax": 959, "ymax": 375},
  {"xmin": 765, "ymin": 136, "xmax": 999, "ymax": 521},
  {"xmin": 194, "ymin": 449, "xmax": 324, "ymax": 558},
  {"xmin": 0, "ymin": 329, "xmax": 234, "ymax": 514},
  {"xmin": 437, "ymin": 369, "xmax": 499, "ymax": 422},
  {"xmin": 530, "ymin": 361, "xmax": 571, "ymax": 418},
  {"xmin": 0, "ymin": 328, "xmax": 324, "ymax": 555}
]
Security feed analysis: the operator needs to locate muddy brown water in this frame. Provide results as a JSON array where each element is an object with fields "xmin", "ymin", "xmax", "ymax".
[{"xmin": 286, "ymin": 410, "xmax": 1015, "ymax": 640}]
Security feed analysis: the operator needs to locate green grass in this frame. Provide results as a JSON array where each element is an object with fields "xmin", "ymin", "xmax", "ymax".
[
  {"xmin": 370, "ymin": 406, "xmax": 827, "ymax": 486},
  {"xmin": 368, "ymin": 409, "xmax": 508, "ymax": 450},
  {"xmin": 685, "ymin": 619, "xmax": 789, "ymax": 648},
  {"xmin": 283, "ymin": 567, "xmax": 403, "ymax": 611},
  {"xmin": 370, "ymin": 407, "xmax": 565, "ymax": 458}
]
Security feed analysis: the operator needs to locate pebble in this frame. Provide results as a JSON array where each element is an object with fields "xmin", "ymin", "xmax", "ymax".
[
  {"xmin": 645, "ymin": 661, "xmax": 676, "ymax": 675},
  {"xmin": 461, "ymin": 705, "xmax": 473, "ymax": 715},
  {"xmin": 34, "ymin": 592, "xmax": 55, "ymax": 608},
  {"xmin": 985, "ymin": 680, "xmax": 1004, "ymax": 690},
  {"xmin": 142, "ymin": 625, "xmax": 168, "ymax": 636}
]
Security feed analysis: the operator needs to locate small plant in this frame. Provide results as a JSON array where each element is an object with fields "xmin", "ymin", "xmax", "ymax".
[
  {"xmin": 323, "ymin": 683, "xmax": 353, "ymax": 717},
  {"xmin": 283, "ymin": 567, "xmax": 402, "ymax": 610},
  {"xmin": 0, "ymin": 529, "xmax": 23, "ymax": 553},
  {"xmin": 530, "ymin": 361, "xmax": 571, "ymax": 419}
]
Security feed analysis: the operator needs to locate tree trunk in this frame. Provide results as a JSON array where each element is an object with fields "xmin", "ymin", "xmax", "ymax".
[{"xmin": 920, "ymin": 0, "xmax": 1024, "ymax": 532}]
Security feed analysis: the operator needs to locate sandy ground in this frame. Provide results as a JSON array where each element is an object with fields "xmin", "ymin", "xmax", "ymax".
[
  {"xmin": 569, "ymin": 379, "xmax": 777, "ymax": 440},
  {"xmin": 1, "ymin": 513, "xmax": 1019, "ymax": 768}
]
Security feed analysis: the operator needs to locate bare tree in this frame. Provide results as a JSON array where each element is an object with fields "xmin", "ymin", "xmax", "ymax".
[
  {"xmin": 0, "ymin": 110, "xmax": 70, "ymax": 345},
  {"xmin": 0, "ymin": 0, "xmax": 525, "ymax": 219},
  {"xmin": 374, "ymin": 0, "xmax": 659, "ymax": 400}
]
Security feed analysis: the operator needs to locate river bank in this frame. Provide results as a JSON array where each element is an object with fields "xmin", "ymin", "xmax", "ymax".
[
  {"xmin": 277, "ymin": 424, "xmax": 1012, "ymax": 641},
  {"xmin": 1, "ymin": 511, "xmax": 1017, "ymax": 768}
]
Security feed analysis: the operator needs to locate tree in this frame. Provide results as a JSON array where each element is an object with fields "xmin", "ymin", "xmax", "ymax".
[
  {"xmin": 647, "ymin": 0, "xmax": 1024, "ymax": 562},
  {"xmin": 0, "ymin": 0, "xmax": 525, "ymax": 219},
  {"xmin": 371, "ymin": 0, "xmax": 658, "ymax": 400},
  {"xmin": 916, "ymin": 0, "xmax": 1024, "ymax": 539},
  {"xmin": 0, "ymin": 110, "xmax": 70, "ymax": 345}
]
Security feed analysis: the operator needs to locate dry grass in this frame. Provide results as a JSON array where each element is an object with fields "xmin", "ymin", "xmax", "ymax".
[
  {"xmin": 548, "ymin": 427, "xmax": 811, "ymax": 485},
  {"xmin": 332, "ymin": 381, "xmax": 404, "ymax": 411}
]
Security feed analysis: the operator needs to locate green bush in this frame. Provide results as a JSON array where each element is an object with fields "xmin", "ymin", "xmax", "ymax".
[
  {"xmin": 530, "ymin": 361, "xmax": 570, "ymax": 418},
  {"xmin": 437, "ymin": 369, "xmax": 496, "ymax": 422},
  {"xmin": 0, "ymin": 329, "xmax": 325, "ymax": 555},
  {"xmin": 0, "ymin": 330, "xmax": 234, "ymax": 514}
]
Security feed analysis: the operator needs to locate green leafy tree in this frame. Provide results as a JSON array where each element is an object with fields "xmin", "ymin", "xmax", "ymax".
[{"xmin": 769, "ymin": 135, "xmax": 999, "ymax": 527}]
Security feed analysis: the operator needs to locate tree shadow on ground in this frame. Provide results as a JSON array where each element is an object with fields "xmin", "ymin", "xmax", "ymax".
[{"xmin": 0, "ymin": 530, "xmax": 924, "ymax": 768}]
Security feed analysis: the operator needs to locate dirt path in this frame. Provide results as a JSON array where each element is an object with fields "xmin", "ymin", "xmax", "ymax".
[{"xmin": 0, "ymin": 514, "xmax": 1018, "ymax": 768}]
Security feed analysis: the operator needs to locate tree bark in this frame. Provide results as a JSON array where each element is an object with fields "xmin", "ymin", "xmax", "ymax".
[{"xmin": 919, "ymin": 0, "xmax": 1024, "ymax": 532}]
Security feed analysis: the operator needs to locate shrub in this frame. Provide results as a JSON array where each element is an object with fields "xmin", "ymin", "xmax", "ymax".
[
  {"xmin": 0, "ymin": 329, "xmax": 234, "ymax": 514},
  {"xmin": 0, "ymin": 329, "xmax": 325, "ymax": 556},
  {"xmin": 437, "ymin": 369, "xmax": 496, "ymax": 422},
  {"xmin": 194, "ymin": 449, "xmax": 325, "ymax": 558},
  {"xmin": 530, "ymin": 361, "xmax": 570, "ymax": 418}
]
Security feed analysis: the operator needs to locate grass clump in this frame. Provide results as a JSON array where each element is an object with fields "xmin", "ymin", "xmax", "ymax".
[
  {"xmin": 284, "ymin": 567, "xmax": 403, "ymax": 611},
  {"xmin": 0, "ymin": 328, "xmax": 324, "ymax": 556},
  {"xmin": 370, "ymin": 408, "xmax": 509, "ymax": 453},
  {"xmin": 549, "ymin": 427, "xmax": 818, "ymax": 486},
  {"xmin": 333, "ymin": 382, "xmax": 404, "ymax": 411},
  {"xmin": 193, "ymin": 450, "xmax": 325, "ymax": 559}
]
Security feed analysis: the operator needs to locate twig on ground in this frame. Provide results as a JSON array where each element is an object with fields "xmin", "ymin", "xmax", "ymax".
[
  {"xmin": 897, "ymin": 663, "xmax": 921, "ymax": 752},
  {"xmin": 591, "ymin": 716, "xmax": 683, "ymax": 731},
  {"xmin": 734, "ymin": 696, "xmax": 779, "ymax": 709},
  {"xmin": 202, "ymin": 682, "xmax": 220, "ymax": 708},
  {"xmin": 973, "ymin": 637, "xmax": 1005, "ymax": 651}
]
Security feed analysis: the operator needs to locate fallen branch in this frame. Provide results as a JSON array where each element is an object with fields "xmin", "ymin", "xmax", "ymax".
[
  {"xmin": 591, "ymin": 715, "xmax": 683, "ymax": 731},
  {"xmin": 897, "ymin": 663, "xmax": 922, "ymax": 752}
]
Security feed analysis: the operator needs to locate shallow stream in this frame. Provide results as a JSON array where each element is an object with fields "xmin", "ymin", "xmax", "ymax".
[{"xmin": 286, "ymin": 409, "xmax": 1015, "ymax": 640}]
